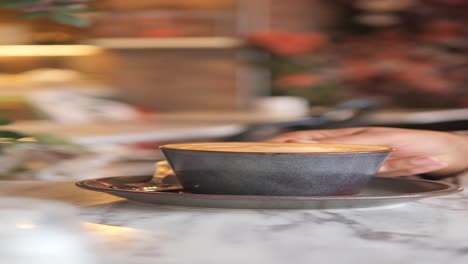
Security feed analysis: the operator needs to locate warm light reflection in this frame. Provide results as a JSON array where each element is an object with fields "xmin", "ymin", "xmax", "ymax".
[
  {"xmin": 17, "ymin": 137, "xmax": 38, "ymax": 142},
  {"xmin": 83, "ymin": 223, "xmax": 137, "ymax": 235},
  {"xmin": 90, "ymin": 37, "xmax": 244, "ymax": 49},
  {"xmin": 83, "ymin": 223, "xmax": 140, "ymax": 247},
  {"xmin": 16, "ymin": 222, "xmax": 36, "ymax": 229},
  {"xmin": 0, "ymin": 45, "xmax": 103, "ymax": 57}
]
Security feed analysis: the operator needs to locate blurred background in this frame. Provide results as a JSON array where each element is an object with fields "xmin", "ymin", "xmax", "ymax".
[{"xmin": 0, "ymin": 0, "xmax": 467, "ymax": 181}]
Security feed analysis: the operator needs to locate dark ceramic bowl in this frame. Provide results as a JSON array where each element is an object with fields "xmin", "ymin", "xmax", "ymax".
[{"xmin": 160, "ymin": 142, "xmax": 392, "ymax": 196}]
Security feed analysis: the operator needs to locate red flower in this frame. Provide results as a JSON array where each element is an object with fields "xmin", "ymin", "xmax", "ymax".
[
  {"xmin": 274, "ymin": 73, "xmax": 321, "ymax": 88},
  {"xmin": 248, "ymin": 31, "xmax": 327, "ymax": 57},
  {"xmin": 422, "ymin": 20, "xmax": 464, "ymax": 42}
]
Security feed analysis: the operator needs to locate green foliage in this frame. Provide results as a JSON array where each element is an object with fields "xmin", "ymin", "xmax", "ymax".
[
  {"xmin": 0, "ymin": 119, "xmax": 11, "ymax": 126},
  {"xmin": 0, "ymin": 0, "xmax": 90, "ymax": 27},
  {"xmin": 0, "ymin": 0, "xmax": 38, "ymax": 8},
  {"xmin": 0, "ymin": 130, "xmax": 26, "ymax": 139},
  {"xmin": 31, "ymin": 133, "xmax": 76, "ymax": 146},
  {"xmin": 0, "ymin": 114, "xmax": 76, "ymax": 153},
  {"xmin": 50, "ymin": 11, "xmax": 89, "ymax": 27},
  {"xmin": 8, "ymin": 165, "xmax": 28, "ymax": 174}
]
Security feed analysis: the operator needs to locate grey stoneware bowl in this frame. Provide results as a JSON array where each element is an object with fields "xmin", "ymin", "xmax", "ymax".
[{"xmin": 160, "ymin": 142, "xmax": 392, "ymax": 196}]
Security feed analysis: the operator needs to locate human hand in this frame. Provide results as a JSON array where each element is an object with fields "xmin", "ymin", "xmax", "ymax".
[{"xmin": 268, "ymin": 127, "xmax": 468, "ymax": 177}]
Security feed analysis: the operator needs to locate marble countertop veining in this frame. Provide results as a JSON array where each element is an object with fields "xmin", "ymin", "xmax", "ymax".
[{"xmin": 1, "ymin": 181, "xmax": 467, "ymax": 264}]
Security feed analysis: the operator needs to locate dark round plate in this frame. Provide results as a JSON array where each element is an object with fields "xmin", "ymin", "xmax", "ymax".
[{"xmin": 75, "ymin": 175, "xmax": 462, "ymax": 210}]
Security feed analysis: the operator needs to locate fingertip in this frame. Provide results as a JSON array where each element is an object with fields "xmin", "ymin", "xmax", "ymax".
[{"xmin": 410, "ymin": 157, "xmax": 448, "ymax": 167}]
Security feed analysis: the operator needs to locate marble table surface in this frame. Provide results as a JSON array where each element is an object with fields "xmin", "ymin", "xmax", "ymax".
[{"xmin": 1, "ymin": 180, "xmax": 467, "ymax": 264}]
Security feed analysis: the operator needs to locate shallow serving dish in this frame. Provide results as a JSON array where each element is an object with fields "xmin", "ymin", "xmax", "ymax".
[
  {"xmin": 75, "ymin": 175, "xmax": 462, "ymax": 210},
  {"xmin": 160, "ymin": 142, "xmax": 392, "ymax": 196}
]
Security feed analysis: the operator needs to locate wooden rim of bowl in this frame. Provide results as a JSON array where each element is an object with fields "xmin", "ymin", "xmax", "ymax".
[{"xmin": 160, "ymin": 142, "xmax": 393, "ymax": 154}]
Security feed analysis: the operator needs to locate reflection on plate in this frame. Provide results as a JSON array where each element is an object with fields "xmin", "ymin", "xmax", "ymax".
[{"xmin": 76, "ymin": 176, "xmax": 462, "ymax": 210}]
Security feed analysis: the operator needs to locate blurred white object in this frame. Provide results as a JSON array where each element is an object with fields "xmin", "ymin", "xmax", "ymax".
[
  {"xmin": 0, "ymin": 143, "xmax": 85, "ymax": 179},
  {"xmin": 0, "ymin": 143, "xmax": 157, "ymax": 181},
  {"xmin": 27, "ymin": 90, "xmax": 141, "ymax": 123},
  {"xmin": 21, "ymin": 68, "xmax": 82, "ymax": 84},
  {"xmin": 365, "ymin": 108, "xmax": 468, "ymax": 125},
  {"xmin": 35, "ymin": 145, "xmax": 156, "ymax": 181},
  {"xmin": 0, "ymin": 198, "xmax": 100, "ymax": 264},
  {"xmin": 253, "ymin": 96, "xmax": 309, "ymax": 117}
]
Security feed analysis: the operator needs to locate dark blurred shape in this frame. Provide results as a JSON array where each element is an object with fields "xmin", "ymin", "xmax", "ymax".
[{"xmin": 225, "ymin": 99, "xmax": 379, "ymax": 141}]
